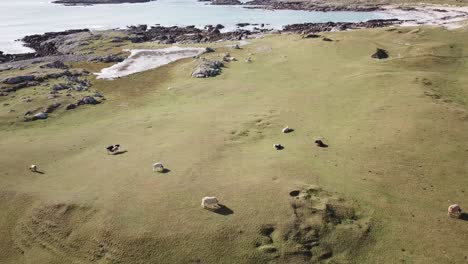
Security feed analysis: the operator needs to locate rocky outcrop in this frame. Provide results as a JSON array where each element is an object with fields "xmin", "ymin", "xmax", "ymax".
[
  {"xmin": 24, "ymin": 112, "xmax": 48, "ymax": 122},
  {"xmin": 0, "ymin": 51, "xmax": 37, "ymax": 63},
  {"xmin": 40, "ymin": 61, "xmax": 68, "ymax": 69},
  {"xmin": 92, "ymin": 55, "xmax": 126, "ymax": 63},
  {"xmin": 211, "ymin": 0, "xmax": 241, "ymax": 5},
  {"xmin": 303, "ymin": 34, "xmax": 321, "ymax": 39},
  {"xmin": 283, "ymin": 19, "xmax": 403, "ymax": 34},
  {"xmin": 77, "ymin": 96, "xmax": 100, "ymax": 105},
  {"xmin": 244, "ymin": 1, "xmax": 381, "ymax": 12},
  {"xmin": 66, "ymin": 103, "xmax": 77, "ymax": 110},
  {"xmin": 1, "ymin": 70, "xmax": 90, "ymax": 95},
  {"xmin": 53, "ymin": 0, "xmax": 154, "ymax": 5},
  {"xmin": 3, "ymin": 75, "xmax": 36, "ymax": 85},
  {"xmin": 21, "ymin": 29, "xmax": 91, "ymax": 57},
  {"xmin": 52, "ymin": 83, "xmax": 71, "ymax": 91},
  {"xmin": 192, "ymin": 59, "xmax": 223, "ymax": 78},
  {"xmin": 125, "ymin": 25, "xmax": 251, "ymax": 44},
  {"xmin": 44, "ymin": 102, "xmax": 61, "ymax": 113}
]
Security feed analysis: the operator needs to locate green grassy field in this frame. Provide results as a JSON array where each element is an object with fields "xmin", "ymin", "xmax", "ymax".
[{"xmin": 1, "ymin": 26, "xmax": 468, "ymax": 263}]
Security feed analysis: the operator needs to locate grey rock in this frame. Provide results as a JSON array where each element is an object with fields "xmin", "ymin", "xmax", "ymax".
[
  {"xmin": 205, "ymin": 47, "xmax": 215, "ymax": 53},
  {"xmin": 78, "ymin": 96, "xmax": 100, "ymax": 105},
  {"xmin": 66, "ymin": 103, "xmax": 77, "ymax": 110},
  {"xmin": 40, "ymin": 61, "xmax": 68, "ymax": 69},
  {"xmin": 3, "ymin": 75, "xmax": 36, "ymax": 84},
  {"xmin": 33, "ymin": 112, "xmax": 48, "ymax": 120},
  {"xmin": 44, "ymin": 102, "xmax": 61, "ymax": 113},
  {"xmin": 192, "ymin": 59, "xmax": 223, "ymax": 78},
  {"xmin": 52, "ymin": 83, "xmax": 71, "ymax": 91},
  {"xmin": 95, "ymin": 55, "xmax": 125, "ymax": 63}
]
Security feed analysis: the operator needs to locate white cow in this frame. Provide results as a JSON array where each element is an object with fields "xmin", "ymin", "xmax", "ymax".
[
  {"xmin": 448, "ymin": 204, "xmax": 462, "ymax": 218},
  {"xmin": 153, "ymin": 162, "xmax": 165, "ymax": 173},
  {"xmin": 201, "ymin": 196, "xmax": 220, "ymax": 210},
  {"xmin": 29, "ymin": 165, "xmax": 37, "ymax": 172},
  {"xmin": 282, "ymin": 126, "xmax": 293, "ymax": 133}
]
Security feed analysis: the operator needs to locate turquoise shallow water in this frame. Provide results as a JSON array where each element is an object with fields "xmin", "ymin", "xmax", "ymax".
[{"xmin": 0, "ymin": 0, "xmax": 385, "ymax": 53}]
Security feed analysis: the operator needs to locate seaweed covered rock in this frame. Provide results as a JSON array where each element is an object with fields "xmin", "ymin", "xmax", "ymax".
[{"xmin": 192, "ymin": 59, "xmax": 223, "ymax": 78}]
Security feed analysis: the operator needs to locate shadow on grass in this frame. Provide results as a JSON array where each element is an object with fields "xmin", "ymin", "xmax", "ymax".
[
  {"xmin": 113, "ymin": 150, "xmax": 128, "ymax": 155},
  {"xmin": 154, "ymin": 168, "xmax": 171, "ymax": 174},
  {"xmin": 459, "ymin": 213, "xmax": 468, "ymax": 221},
  {"xmin": 213, "ymin": 204, "xmax": 234, "ymax": 216},
  {"xmin": 34, "ymin": 170, "xmax": 45, "ymax": 174}
]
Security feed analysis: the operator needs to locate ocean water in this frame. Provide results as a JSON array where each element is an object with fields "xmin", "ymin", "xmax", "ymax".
[{"xmin": 0, "ymin": 0, "xmax": 384, "ymax": 54}]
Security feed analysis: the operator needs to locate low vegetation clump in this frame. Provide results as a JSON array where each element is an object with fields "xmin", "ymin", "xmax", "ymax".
[{"xmin": 255, "ymin": 186, "xmax": 371, "ymax": 263}]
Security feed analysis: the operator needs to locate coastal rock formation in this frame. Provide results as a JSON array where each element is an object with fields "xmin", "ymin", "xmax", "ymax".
[
  {"xmin": 21, "ymin": 29, "xmax": 91, "ymax": 56},
  {"xmin": 283, "ymin": 19, "xmax": 402, "ymax": 34},
  {"xmin": 0, "ymin": 51, "xmax": 37, "ymax": 63},
  {"xmin": 244, "ymin": 0, "xmax": 381, "ymax": 12},
  {"xmin": 124, "ymin": 25, "xmax": 251, "ymax": 44},
  {"xmin": 192, "ymin": 59, "xmax": 223, "ymax": 78},
  {"xmin": 211, "ymin": 0, "xmax": 241, "ymax": 5},
  {"xmin": 53, "ymin": 0, "xmax": 154, "ymax": 5}
]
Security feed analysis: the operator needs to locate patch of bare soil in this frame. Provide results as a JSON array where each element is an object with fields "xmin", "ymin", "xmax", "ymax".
[{"xmin": 255, "ymin": 186, "xmax": 371, "ymax": 263}]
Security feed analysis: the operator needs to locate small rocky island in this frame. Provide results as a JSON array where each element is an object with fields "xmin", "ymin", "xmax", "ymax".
[{"xmin": 53, "ymin": 0, "xmax": 154, "ymax": 5}]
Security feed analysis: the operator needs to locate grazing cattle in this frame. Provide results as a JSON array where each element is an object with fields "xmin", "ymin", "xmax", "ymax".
[
  {"xmin": 106, "ymin": 144, "xmax": 120, "ymax": 154},
  {"xmin": 274, "ymin": 144, "xmax": 284, "ymax": 150},
  {"xmin": 201, "ymin": 196, "xmax": 220, "ymax": 210},
  {"xmin": 448, "ymin": 204, "xmax": 462, "ymax": 218},
  {"xmin": 153, "ymin": 162, "xmax": 165, "ymax": 173},
  {"xmin": 29, "ymin": 165, "xmax": 37, "ymax": 172},
  {"xmin": 314, "ymin": 139, "xmax": 328, "ymax": 148},
  {"xmin": 282, "ymin": 126, "xmax": 293, "ymax": 133}
]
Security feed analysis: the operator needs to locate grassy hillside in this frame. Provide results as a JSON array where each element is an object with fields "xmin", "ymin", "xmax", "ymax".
[{"xmin": 0, "ymin": 26, "xmax": 468, "ymax": 263}]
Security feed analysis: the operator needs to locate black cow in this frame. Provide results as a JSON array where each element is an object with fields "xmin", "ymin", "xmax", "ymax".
[{"xmin": 106, "ymin": 144, "xmax": 120, "ymax": 154}]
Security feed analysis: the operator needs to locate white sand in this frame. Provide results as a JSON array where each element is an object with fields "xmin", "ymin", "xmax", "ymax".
[
  {"xmin": 95, "ymin": 46, "xmax": 205, "ymax": 80},
  {"xmin": 378, "ymin": 5, "xmax": 468, "ymax": 29}
]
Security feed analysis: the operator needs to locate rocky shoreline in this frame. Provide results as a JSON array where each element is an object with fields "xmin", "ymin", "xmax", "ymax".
[
  {"xmin": 0, "ymin": 18, "xmax": 404, "ymax": 64},
  {"xmin": 201, "ymin": 0, "xmax": 383, "ymax": 12},
  {"xmin": 282, "ymin": 19, "xmax": 404, "ymax": 34},
  {"xmin": 53, "ymin": 0, "xmax": 154, "ymax": 5}
]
